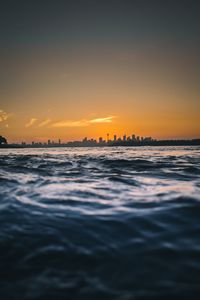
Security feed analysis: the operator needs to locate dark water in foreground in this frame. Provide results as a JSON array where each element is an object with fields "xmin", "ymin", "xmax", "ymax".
[{"xmin": 0, "ymin": 146, "xmax": 200, "ymax": 300}]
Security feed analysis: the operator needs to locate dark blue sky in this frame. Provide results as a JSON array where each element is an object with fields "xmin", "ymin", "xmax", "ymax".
[{"xmin": 0, "ymin": 0, "xmax": 199, "ymax": 48}]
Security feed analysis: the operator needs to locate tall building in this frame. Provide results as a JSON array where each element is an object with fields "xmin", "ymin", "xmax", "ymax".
[
  {"xmin": 123, "ymin": 134, "xmax": 126, "ymax": 141},
  {"xmin": 107, "ymin": 133, "xmax": 109, "ymax": 142},
  {"xmin": 114, "ymin": 135, "xmax": 117, "ymax": 141},
  {"xmin": 132, "ymin": 134, "xmax": 136, "ymax": 141}
]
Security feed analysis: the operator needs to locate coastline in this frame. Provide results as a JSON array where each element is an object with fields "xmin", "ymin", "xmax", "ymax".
[{"xmin": 1, "ymin": 139, "xmax": 200, "ymax": 149}]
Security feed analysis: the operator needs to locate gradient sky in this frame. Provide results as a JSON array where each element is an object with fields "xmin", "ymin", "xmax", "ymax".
[{"xmin": 0, "ymin": 0, "xmax": 200, "ymax": 142}]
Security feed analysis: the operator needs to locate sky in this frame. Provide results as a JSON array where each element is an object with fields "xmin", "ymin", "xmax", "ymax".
[{"xmin": 0, "ymin": 0, "xmax": 200, "ymax": 143}]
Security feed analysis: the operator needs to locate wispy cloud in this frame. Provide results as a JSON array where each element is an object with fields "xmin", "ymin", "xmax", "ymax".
[
  {"xmin": 89, "ymin": 116, "xmax": 115, "ymax": 123},
  {"xmin": 23, "ymin": 116, "xmax": 116, "ymax": 129},
  {"xmin": 0, "ymin": 109, "xmax": 9, "ymax": 122},
  {"xmin": 51, "ymin": 116, "xmax": 115, "ymax": 128},
  {"xmin": 38, "ymin": 118, "xmax": 51, "ymax": 127},
  {"xmin": 25, "ymin": 118, "xmax": 37, "ymax": 128},
  {"xmin": 52, "ymin": 120, "xmax": 89, "ymax": 128}
]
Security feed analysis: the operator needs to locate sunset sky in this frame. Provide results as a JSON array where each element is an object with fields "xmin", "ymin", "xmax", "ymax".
[{"xmin": 0, "ymin": 0, "xmax": 200, "ymax": 143}]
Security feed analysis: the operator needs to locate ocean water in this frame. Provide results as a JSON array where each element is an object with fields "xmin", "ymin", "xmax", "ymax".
[{"xmin": 0, "ymin": 146, "xmax": 200, "ymax": 300}]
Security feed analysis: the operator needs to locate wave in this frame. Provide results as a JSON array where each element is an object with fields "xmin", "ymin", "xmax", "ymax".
[{"xmin": 0, "ymin": 146, "xmax": 200, "ymax": 299}]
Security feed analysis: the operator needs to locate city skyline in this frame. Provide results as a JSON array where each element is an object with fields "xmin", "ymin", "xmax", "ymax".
[
  {"xmin": 1, "ymin": 132, "xmax": 200, "ymax": 148},
  {"xmin": 0, "ymin": 132, "xmax": 154, "ymax": 145},
  {"xmin": 24, "ymin": 133, "xmax": 154, "ymax": 146}
]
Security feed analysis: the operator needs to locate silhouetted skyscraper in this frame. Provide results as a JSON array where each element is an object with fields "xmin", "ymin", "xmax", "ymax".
[
  {"xmin": 107, "ymin": 133, "xmax": 109, "ymax": 142},
  {"xmin": 132, "ymin": 134, "xmax": 136, "ymax": 141}
]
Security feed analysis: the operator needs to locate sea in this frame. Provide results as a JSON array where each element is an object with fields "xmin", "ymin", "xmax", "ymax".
[{"xmin": 0, "ymin": 146, "xmax": 200, "ymax": 300}]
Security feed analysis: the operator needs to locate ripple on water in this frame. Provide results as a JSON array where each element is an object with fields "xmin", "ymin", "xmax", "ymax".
[{"xmin": 0, "ymin": 146, "xmax": 200, "ymax": 299}]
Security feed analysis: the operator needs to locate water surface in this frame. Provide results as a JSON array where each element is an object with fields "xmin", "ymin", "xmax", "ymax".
[{"xmin": 0, "ymin": 146, "xmax": 200, "ymax": 299}]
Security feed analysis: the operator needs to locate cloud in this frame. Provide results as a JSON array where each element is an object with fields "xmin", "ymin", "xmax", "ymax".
[
  {"xmin": 89, "ymin": 116, "xmax": 115, "ymax": 123},
  {"xmin": 38, "ymin": 118, "xmax": 51, "ymax": 127},
  {"xmin": 25, "ymin": 118, "xmax": 37, "ymax": 128},
  {"xmin": 52, "ymin": 120, "xmax": 89, "ymax": 128},
  {"xmin": 0, "ymin": 109, "xmax": 9, "ymax": 122},
  {"xmin": 51, "ymin": 116, "xmax": 115, "ymax": 128}
]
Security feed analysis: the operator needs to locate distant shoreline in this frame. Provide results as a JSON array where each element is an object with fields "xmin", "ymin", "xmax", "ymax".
[{"xmin": 0, "ymin": 139, "xmax": 200, "ymax": 149}]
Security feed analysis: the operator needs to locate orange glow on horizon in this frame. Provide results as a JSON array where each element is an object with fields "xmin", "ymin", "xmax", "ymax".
[{"xmin": 1, "ymin": 45, "xmax": 199, "ymax": 142}]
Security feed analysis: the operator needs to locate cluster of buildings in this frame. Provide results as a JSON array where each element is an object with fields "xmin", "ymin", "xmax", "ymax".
[
  {"xmin": 79, "ymin": 134, "xmax": 154, "ymax": 146},
  {"xmin": 20, "ymin": 134, "xmax": 154, "ymax": 147}
]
